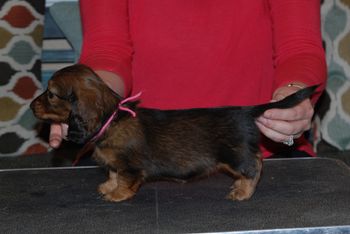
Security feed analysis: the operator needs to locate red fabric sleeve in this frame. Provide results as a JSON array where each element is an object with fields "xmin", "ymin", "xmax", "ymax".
[
  {"xmin": 269, "ymin": 0, "xmax": 327, "ymax": 103},
  {"xmin": 78, "ymin": 0, "xmax": 133, "ymax": 94}
]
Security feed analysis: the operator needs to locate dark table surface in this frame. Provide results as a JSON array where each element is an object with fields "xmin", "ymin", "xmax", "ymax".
[{"xmin": 1, "ymin": 157, "xmax": 350, "ymax": 234}]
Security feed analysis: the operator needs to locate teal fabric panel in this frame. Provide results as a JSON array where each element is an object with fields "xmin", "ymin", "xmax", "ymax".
[{"xmin": 49, "ymin": 2, "xmax": 82, "ymax": 59}]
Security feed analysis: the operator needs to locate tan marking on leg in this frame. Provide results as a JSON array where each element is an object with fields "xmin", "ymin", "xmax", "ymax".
[
  {"xmin": 218, "ymin": 155, "xmax": 262, "ymax": 201},
  {"xmin": 226, "ymin": 175, "xmax": 260, "ymax": 201},
  {"xmin": 102, "ymin": 172, "xmax": 143, "ymax": 202},
  {"xmin": 98, "ymin": 170, "xmax": 118, "ymax": 195}
]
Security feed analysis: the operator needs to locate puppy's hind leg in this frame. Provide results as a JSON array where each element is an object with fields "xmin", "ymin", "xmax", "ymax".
[{"xmin": 218, "ymin": 149, "xmax": 262, "ymax": 201}]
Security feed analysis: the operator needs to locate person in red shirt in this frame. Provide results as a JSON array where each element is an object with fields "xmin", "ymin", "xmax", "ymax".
[{"xmin": 50, "ymin": 0, "xmax": 327, "ymax": 158}]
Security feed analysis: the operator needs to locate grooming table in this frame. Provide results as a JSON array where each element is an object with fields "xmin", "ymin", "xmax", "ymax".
[{"xmin": 1, "ymin": 158, "xmax": 350, "ymax": 234}]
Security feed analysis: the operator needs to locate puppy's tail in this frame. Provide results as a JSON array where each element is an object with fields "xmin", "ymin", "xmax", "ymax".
[{"xmin": 246, "ymin": 85, "xmax": 319, "ymax": 118}]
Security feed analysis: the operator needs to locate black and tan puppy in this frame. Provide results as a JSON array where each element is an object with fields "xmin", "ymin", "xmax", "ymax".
[{"xmin": 31, "ymin": 64, "xmax": 317, "ymax": 202}]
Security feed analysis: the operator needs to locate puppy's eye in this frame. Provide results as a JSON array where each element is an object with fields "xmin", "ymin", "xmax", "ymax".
[{"xmin": 47, "ymin": 90, "xmax": 55, "ymax": 99}]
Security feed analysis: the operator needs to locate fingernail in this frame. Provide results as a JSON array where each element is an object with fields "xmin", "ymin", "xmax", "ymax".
[
  {"xmin": 50, "ymin": 139, "xmax": 59, "ymax": 148},
  {"xmin": 263, "ymin": 111, "xmax": 271, "ymax": 118},
  {"xmin": 258, "ymin": 116, "xmax": 267, "ymax": 124}
]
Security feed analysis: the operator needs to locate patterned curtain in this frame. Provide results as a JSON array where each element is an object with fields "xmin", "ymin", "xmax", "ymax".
[
  {"xmin": 315, "ymin": 0, "xmax": 350, "ymax": 151},
  {"xmin": 0, "ymin": 0, "xmax": 48, "ymax": 156}
]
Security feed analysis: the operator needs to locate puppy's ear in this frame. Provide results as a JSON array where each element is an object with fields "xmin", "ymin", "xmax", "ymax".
[
  {"xmin": 67, "ymin": 72, "xmax": 119, "ymax": 143},
  {"xmin": 67, "ymin": 95, "xmax": 93, "ymax": 144}
]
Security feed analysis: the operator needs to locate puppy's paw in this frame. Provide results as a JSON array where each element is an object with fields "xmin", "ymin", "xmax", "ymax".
[
  {"xmin": 102, "ymin": 188, "xmax": 136, "ymax": 202},
  {"xmin": 226, "ymin": 178, "xmax": 256, "ymax": 201},
  {"xmin": 226, "ymin": 188, "xmax": 253, "ymax": 201},
  {"xmin": 98, "ymin": 180, "xmax": 118, "ymax": 195}
]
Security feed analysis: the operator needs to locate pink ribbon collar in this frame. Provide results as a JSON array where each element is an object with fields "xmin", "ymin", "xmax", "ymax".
[{"xmin": 90, "ymin": 91, "xmax": 142, "ymax": 142}]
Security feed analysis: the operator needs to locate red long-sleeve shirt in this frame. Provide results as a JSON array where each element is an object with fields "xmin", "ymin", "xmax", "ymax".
[{"xmin": 79, "ymin": 0, "xmax": 327, "ymax": 157}]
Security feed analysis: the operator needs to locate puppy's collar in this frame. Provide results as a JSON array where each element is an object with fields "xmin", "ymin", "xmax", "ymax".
[
  {"xmin": 72, "ymin": 92, "xmax": 142, "ymax": 166},
  {"xmin": 91, "ymin": 91, "xmax": 142, "ymax": 142}
]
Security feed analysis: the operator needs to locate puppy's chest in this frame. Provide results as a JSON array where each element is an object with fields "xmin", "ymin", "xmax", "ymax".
[
  {"xmin": 92, "ymin": 118, "xmax": 145, "ymax": 164},
  {"xmin": 93, "ymin": 146, "xmax": 118, "ymax": 166}
]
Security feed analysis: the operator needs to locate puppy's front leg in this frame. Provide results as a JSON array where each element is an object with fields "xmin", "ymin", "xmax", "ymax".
[
  {"xmin": 100, "ymin": 171, "xmax": 143, "ymax": 202},
  {"xmin": 98, "ymin": 170, "xmax": 118, "ymax": 195}
]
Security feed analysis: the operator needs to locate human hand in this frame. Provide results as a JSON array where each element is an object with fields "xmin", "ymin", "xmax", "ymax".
[
  {"xmin": 95, "ymin": 70, "xmax": 125, "ymax": 97},
  {"xmin": 49, "ymin": 123, "xmax": 68, "ymax": 148},
  {"xmin": 255, "ymin": 84, "xmax": 314, "ymax": 145}
]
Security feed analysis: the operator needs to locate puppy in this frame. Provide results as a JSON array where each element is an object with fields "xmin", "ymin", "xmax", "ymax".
[{"xmin": 31, "ymin": 64, "xmax": 317, "ymax": 202}]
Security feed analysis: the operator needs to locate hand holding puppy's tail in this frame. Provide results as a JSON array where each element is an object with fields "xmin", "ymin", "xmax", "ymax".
[{"xmin": 247, "ymin": 85, "xmax": 319, "ymax": 118}]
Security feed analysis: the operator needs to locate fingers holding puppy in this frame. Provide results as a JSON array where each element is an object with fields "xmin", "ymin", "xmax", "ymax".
[
  {"xmin": 49, "ymin": 123, "xmax": 68, "ymax": 148},
  {"xmin": 256, "ymin": 116, "xmax": 310, "ymax": 143},
  {"xmin": 255, "ymin": 84, "xmax": 314, "ymax": 144}
]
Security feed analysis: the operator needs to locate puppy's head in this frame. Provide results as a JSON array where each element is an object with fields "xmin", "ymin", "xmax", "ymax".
[{"xmin": 30, "ymin": 64, "xmax": 121, "ymax": 144}]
